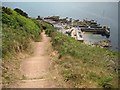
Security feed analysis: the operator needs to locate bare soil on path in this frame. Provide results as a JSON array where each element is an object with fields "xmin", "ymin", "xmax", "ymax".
[{"xmin": 8, "ymin": 32, "xmax": 66, "ymax": 88}]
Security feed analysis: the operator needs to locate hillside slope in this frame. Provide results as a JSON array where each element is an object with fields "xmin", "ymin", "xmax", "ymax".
[
  {"xmin": 44, "ymin": 24, "xmax": 119, "ymax": 88},
  {"xmin": 2, "ymin": 7, "xmax": 42, "ymax": 85},
  {"xmin": 1, "ymin": 7, "xmax": 119, "ymax": 88}
]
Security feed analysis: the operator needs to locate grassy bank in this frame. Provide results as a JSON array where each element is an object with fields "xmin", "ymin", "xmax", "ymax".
[
  {"xmin": 2, "ymin": 7, "xmax": 41, "ymax": 59},
  {"xmin": 44, "ymin": 23, "xmax": 118, "ymax": 88},
  {"xmin": 2, "ymin": 7, "xmax": 41, "ymax": 86}
]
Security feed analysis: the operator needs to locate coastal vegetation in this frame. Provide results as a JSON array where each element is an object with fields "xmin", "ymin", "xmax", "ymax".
[
  {"xmin": 2, "ymin": 7, "xmax": 41, "ymax": 59},
  {"xmin": 14, "ymin": 8, "xmax": 28, "ymax": 18},
  {"xmin": 2, "ymin": 7, "xmax": 118, "ymax": 88},
  {"xmin": 2, "ymin": 7, "xmax": 41, "ymax": 85},
  {"xmin": 44, "ymin": 22, "xmax": 118, "ymax": 88}
]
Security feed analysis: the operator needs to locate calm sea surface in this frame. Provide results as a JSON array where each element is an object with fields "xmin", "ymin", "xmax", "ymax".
[{"xmin": 2, "ymin": 2, "xmax": 118, "ymax": 51}]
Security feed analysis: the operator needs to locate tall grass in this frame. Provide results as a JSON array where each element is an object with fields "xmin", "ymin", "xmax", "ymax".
[
  {"xmin": 2, "ymin": 7, "xmax": 42, "ymax": 86},
  {"xmin": 44, "ymin": 24, "xmax": 118, "ymax": 88},
  {"xmin": 2, "ymin": 7, "xmax": 41, "ymax": 59}
]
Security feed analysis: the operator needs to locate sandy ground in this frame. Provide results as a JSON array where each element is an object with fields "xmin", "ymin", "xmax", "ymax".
[{"xmin": 8, "ymin": 32, "xmax": 59, "ymax": 88}]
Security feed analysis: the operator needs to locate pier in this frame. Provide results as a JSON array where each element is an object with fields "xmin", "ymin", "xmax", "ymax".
[
  {"xmin": 43, "ymin": 17, "xmax": 110, "ymax": 42},
  {"xmin": 81, "ymin": 27, "xmax": 110, "ymax": 36}
]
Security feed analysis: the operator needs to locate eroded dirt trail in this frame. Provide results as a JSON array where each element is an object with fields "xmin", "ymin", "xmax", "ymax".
[{"xmin": 9, "ymin": 32, "xmax": 58, "ymax": 88}]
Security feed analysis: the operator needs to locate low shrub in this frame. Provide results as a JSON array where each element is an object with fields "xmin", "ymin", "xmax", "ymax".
[
  {"xmin": 2, "ymin": 7, "xmax": 41, "ymax": 59},
  {"xmin": 45, "ymin": 25, "xmax": 118, "ymax": 88}
]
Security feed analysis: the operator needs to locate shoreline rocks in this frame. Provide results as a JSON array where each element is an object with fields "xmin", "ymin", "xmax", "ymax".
[{"xmin": 93, "ymin": 40, "xmax": 111, "ymax": 48}]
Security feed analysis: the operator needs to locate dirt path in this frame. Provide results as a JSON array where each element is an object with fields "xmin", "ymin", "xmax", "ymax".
[{"xmin": 8, "ymin": 32, "xmax": 61, "ymax": 88}]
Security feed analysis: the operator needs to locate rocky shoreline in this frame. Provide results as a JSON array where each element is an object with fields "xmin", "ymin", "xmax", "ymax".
[
  {"xmin": 38, "ymin": 16, "xmax": 112, "ymax": 49},
  {"xmin": 93, "ymin": 40, "xmax": 112, "ymax": 48}
]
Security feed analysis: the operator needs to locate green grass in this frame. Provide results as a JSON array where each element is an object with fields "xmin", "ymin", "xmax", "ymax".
[
  {"xmin": 2, "ymin": 7, "xmax": 43, "ymax": 86},
  {"xmin": 2, "ymin": 7, "xmax": 118, "ymax": 88},
  {"xmin": 44, "ymin": 25, "xmax": 118, "ymax": 88},
  {"xmin": 2, "ymin": 7, "xmax": 41, "ymax": 59}
]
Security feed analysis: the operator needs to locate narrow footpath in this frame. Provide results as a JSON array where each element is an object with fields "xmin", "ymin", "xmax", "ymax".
[{"xmin": 8, "ymin": 32, "xmax": 62, "ymax": 88}]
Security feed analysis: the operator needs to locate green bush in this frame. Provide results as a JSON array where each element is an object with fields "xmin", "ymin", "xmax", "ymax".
[
  {"xmin": 14, "ymin": 8, "xmax": 28, "ymax": 18},
  {"xmin": 41, "ymin": 21, "xmax": 55, "ymax": 37},
  {"xmin": 97, "ymin": 76, "xmax": 113, "ymax": 88}
]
